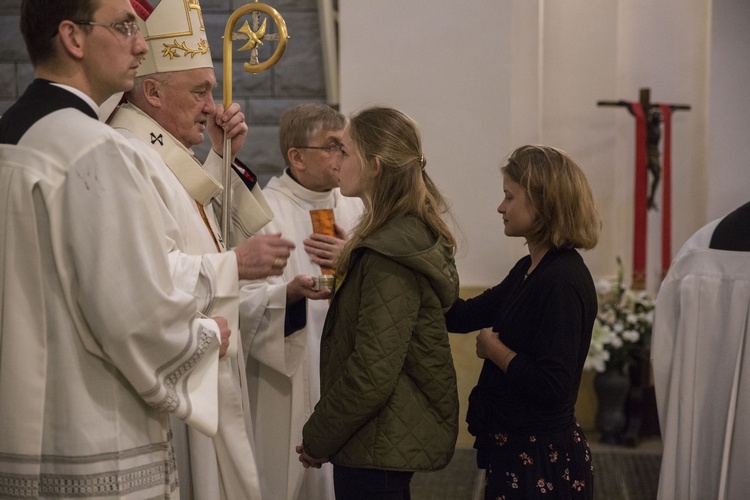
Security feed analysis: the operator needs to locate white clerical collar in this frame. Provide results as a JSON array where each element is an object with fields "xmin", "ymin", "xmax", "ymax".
[
  {"xmin": 281, "ymin": 169, "xmax": 336, "ymax": 204},
  {"xmin": 49, "ymin": 83, "xmax": 98, "ymax": 115}
]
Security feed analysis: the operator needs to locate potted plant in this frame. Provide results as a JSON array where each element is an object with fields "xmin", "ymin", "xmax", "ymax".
[{"xmin": 585, "ymin": 257, "xmax": 655, "ymax": 444}]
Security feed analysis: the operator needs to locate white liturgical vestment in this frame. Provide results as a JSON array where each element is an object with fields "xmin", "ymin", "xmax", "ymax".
[
  {"xmin": 0, "ymin": 94, "xmax": 222, "ymax": 498},
  {"xmin": 653, "ymin": 218, "xmax": 750, "ymax": 499},
  {"xmin": 240, "ymin": 171, "xmax": 363, "ymax": 500},
  {"xmin": 109, "ymin": 103, "xmax": 262, "ymax": 500}
]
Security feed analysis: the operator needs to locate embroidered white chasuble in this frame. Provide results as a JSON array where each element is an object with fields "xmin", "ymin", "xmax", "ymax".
[
  {"xmin": 109, "ymin": 103, "xmax": 262, "ymax": 500},
  {"xmin": 240, "ymin": 171, "xmax": 363, "ymax": 500},
  {"xmin": 0, "ymin": 108, "xmax": 223, "ymax": 499}
]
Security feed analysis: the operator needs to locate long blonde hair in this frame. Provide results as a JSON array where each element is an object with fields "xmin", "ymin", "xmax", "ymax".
[{"xmin": 335, "ymin": 107, "xmax": 456, "ymax": 275}]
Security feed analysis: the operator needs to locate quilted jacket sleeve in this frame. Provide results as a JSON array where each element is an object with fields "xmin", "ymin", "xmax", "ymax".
[{"xmin": 303, "ymin": 252, "xmax": 420, "ymax": 459}]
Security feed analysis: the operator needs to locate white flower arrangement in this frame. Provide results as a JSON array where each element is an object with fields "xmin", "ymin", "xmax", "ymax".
[{"xmin": 585, "ymin": 257, "xmax": 655, "ymax": 373}]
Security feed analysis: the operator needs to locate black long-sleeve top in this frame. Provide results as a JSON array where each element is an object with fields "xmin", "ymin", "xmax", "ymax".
[{"xmin": 445, "ymin": 248, "xmax": 596, "ymax": 442}]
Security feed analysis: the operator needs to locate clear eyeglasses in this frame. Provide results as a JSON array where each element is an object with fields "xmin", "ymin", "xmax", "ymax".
[
  {"xmin": 295, "ymin": 143, "xmax": 343, "ymax": 155},
  {"xmin": 73, "ymin": 20, "xmax": 141, "ymax": 38}
]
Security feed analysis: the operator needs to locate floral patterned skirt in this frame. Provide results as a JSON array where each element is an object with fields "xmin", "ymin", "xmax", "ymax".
[{"xmin": 478, "ymin": 422, "xmax": 593, "ymax": 499}]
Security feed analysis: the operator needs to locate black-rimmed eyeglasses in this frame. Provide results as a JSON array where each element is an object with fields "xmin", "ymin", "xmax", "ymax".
[
  {"xmin": 72, "ymin": 20, "xmax": 141, "ymax": 38},
  {"xmin": 295, "ymin": 144, "xmax": 342, "ymax": 155}
]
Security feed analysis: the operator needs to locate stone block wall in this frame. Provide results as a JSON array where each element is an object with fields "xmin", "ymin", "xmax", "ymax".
[{"xmin": 0, "ymin": 0, "xmax": 328, "ymax": 185}]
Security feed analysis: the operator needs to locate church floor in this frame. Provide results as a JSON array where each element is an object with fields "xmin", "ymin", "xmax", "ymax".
[{"xmin": 411, "ymin": 436, "xmax": 662, "ymax": 500}]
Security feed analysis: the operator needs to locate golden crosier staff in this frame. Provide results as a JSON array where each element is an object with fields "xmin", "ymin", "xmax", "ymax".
[{"xmin": 221, "ymin": 2, "xmax": 290, "ymax": 241}]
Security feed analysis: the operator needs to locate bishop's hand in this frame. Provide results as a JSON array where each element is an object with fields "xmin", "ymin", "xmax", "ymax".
[{"xmin": 209, "ymin": 102, "xmax": 247, "ymax": 160}]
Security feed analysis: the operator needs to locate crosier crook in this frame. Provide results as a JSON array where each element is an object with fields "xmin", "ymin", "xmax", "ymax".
[{"xmin": 220, "ymin": 1, "xmax": 290, "ymax": 241}]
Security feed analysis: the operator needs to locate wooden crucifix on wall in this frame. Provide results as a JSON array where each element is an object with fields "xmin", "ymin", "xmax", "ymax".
[{"xmin": 598, "ymin": 88, "xmax": 690, "ymax": 290}]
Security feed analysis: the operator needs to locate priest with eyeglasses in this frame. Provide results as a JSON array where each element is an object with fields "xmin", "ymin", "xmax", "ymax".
[{"xmin": 0, "ymin": 0, "xmax": 235, "ymax": 498}]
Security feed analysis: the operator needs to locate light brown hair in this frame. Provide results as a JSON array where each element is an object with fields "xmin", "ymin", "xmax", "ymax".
[
  {"xmin": 336, "ymin": 106, "xmax": 456, "ymax": 274},
  {"xmin": 279, "ymin": 103, "xmax": 346, "ymax": 167},
  {"xmin": 502, "ymin": 144, "xmax": 600, "ymax": 250}
]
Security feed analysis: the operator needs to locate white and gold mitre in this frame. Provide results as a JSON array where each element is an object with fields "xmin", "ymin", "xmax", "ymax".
[{"xmin": 132, "ymin": 0, "xmax": 213, "ymax": 76}]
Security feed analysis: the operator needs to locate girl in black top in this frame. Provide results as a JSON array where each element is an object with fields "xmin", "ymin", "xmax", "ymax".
[{"xmin": 446, "ymin": 145, "xmax": 600, "ymax": 499}]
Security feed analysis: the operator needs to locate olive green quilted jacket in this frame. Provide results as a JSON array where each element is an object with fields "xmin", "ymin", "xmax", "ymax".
[{"xmin": 302, "ymin": 215, "xmax": 459, "ymax": 471}]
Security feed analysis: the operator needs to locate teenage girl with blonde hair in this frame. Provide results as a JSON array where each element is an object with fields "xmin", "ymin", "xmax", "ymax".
[
  {"xmin": 446, "ymin": 145, "xmax": 600, "ymax": 499},
  {"xmin": 299, "ymin": 107, "xmax": 460, "ymax": 500}
]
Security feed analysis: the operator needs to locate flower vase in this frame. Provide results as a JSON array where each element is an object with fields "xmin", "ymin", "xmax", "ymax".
[{"xmin": 594, "ymin": 366, "xmax": 631, "ymax": 444}]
